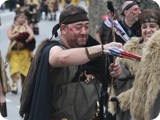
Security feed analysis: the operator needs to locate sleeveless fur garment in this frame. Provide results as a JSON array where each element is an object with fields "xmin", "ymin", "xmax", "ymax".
[{"xmin": 130, "ymin": 30, "xmax": 160, "ymax": 120}]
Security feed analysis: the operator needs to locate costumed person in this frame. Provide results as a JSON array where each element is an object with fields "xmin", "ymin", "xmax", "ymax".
[
  {"xmin": 6, "ymin": 10, "xmax": 35, "ymax": 94},
  {"xmin": 96, "ymin": 7, "xmax": 121, "ymax": 44},
  {"xmin": 108, "ymin": 9, "xmax": 160, "ymax": 120},
  {"xmin": 48, "ymin": 0, "xmax": 59, "ymax": 21},
  {"xmin": 26, "ymin": 3, "xmax": 40, "ymax": 35},
  {"xmin": 40, "ymin": 0, "xmax": 49, "ymax": 20},
  {"xmin": 115, "ymin": 0, "xmax": 141, "ymax": 45},
  {"xmin": 19, "ymin": 4, "xmax": 123, "ymax": 120},
  {"xmin": 0, "ymin": 51, "xmax": 11, "ymax": 120}
]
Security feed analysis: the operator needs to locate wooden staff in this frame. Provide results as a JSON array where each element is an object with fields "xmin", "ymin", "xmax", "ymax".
[
  {"xmin": 99, "ymin": 1, "xmax": 116, "ymax": 120},
  {"xmin": 107, "ymin": 0, "xmax": 116, "ymax": 98}
]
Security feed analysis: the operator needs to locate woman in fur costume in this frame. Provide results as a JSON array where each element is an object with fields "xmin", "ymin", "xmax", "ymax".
[{"xmin": 108, "ymin": 9, "xmax": 160, "ymax": 120}]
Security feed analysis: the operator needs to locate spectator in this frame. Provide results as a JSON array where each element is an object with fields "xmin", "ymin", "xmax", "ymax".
[
  {"xmin": 96, "ymin": 7, "xmax": 121, "ymax": 44},
  {"xmin": 118, "ymin": 0, "xmax": 141, "ymax": 44}
]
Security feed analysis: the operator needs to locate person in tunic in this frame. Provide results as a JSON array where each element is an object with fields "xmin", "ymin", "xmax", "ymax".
[
  {"xmin": 19, "ymin": 4, "xmax": 123, "ymax": 120},
  {"xmin": 6, "ymin": 10, "xmax": 34, "ymax": 94}
]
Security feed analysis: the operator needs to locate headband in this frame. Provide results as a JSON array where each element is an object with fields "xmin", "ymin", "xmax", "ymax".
[
  {"xmin": 60, "ymin": 12, "xmax": 88, "ymax": 24},
  {"xmin": 141, "ymin": 17, "xmax": 158, "ymax": 24},
  {"xmin": 51, "ymin": 12, "xmax": 88, "ymax": 39}
]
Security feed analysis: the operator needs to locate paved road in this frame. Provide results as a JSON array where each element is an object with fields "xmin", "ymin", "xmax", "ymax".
[{"xmin": 0, "ymin": 1, "xmax": 87, "ymax": 120}]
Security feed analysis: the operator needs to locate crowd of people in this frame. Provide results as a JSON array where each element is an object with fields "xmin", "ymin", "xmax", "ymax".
[{"xmin": 0, "ymin": 0, "xmax": 160, "ymax": 120}]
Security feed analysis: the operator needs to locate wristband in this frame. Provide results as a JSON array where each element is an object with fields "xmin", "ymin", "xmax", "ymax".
[{"xmin": 85, "ymin": 45, "xmax": 103, "ymax": 60}]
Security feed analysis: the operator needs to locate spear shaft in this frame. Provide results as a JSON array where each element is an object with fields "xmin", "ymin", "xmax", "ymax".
[{"xmin": 99, "ymin": 1, "xmax": 116, "ymax": 120}]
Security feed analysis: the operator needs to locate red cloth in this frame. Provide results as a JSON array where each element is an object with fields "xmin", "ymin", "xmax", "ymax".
[
  {"xmin": 15, "ymin": 32, "xmax": 36, "ymax": 51},
  {"xmin": 15, "ymin": 32, "xmax": 29, "ymax": 42}
]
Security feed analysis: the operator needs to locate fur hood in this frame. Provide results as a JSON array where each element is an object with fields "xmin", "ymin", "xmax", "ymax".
[{"xmin": 130, "ymin": 29, "xmax": 160, "ymax": 120}]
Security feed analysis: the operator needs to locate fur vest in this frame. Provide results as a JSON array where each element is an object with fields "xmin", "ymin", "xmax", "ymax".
[
  {"xmin": 109, "ymin": 30, "xmax": 160, "ymax": 120},
  {"xmin": 130, "ymin": 30, "xmax": 160, "ymax": 120},
  {"xmin": 108, "ymin": 37, "xmax": 143, "ymax": 115}
]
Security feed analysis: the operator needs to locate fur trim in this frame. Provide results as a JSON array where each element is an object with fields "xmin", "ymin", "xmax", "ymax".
[
  {"xmin": 108, "ymin": 37, "xmax": 142, "ymax": 115},
  {"xmin": 108, "ymin": 86, "xmax": 117, "ymax": 115},
  {"xmin": 117, "ymin": 89, "xmax": 132, "ymax": 111},
  {"xmin": 108, "ymin": 37, "xmax": 143, "ymax": 115},
  {"xmin": 115, "ymin": 37, "xmax": 143, "ymax": 110},
  {"xmin": 130, "ymin": 30, "xmax": 160, "ymax": 120},
  {"xmin": 116, "ymin": 37, "xmax": 143, "ymax": 75}
]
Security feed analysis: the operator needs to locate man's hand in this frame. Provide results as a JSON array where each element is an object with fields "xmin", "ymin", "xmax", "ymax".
[
  {"xmin": 109, "ymin": 63, "xmax": 122, "ymax": 78},
  {"xmin": 104, "ymin": 42, "xmax": 123, "ymax": 50}
]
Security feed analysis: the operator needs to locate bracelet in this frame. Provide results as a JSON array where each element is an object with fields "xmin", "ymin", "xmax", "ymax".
[
  {"xmin": 85, "ymin": 45, "xmax": 103, "ymax": 60},
  {"xmin": 85, "ymin": 47, "xmax": 91, "ymax": 60}
]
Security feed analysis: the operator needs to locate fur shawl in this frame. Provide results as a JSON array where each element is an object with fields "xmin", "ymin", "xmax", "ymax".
[
  {"xmin": 108, "ymin": 37, "xmax": 143, "ymax": 114},
  {"xmin": 109, "ymin": 29, "xmax": 160, "ymax": 120},
  {"xmin": 116, "ymin": 37, "xmax": 143, "ymax": 74},
  {"xmin": 116, "ymin": 37, "xmax": 143, "ymax": 111},
  {"xmin": 130, "ymin": 30, "xmax": 160, "ymax": 120}
]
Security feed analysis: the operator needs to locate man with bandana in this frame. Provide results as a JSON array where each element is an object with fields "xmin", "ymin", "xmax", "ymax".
[
  {"xmin": 117, "ymin": 0, "xmax": 141, "ymax": 44},
  {"xmin": 19, "ymin": 4, "xmax": 123, "ymax": 120}
]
